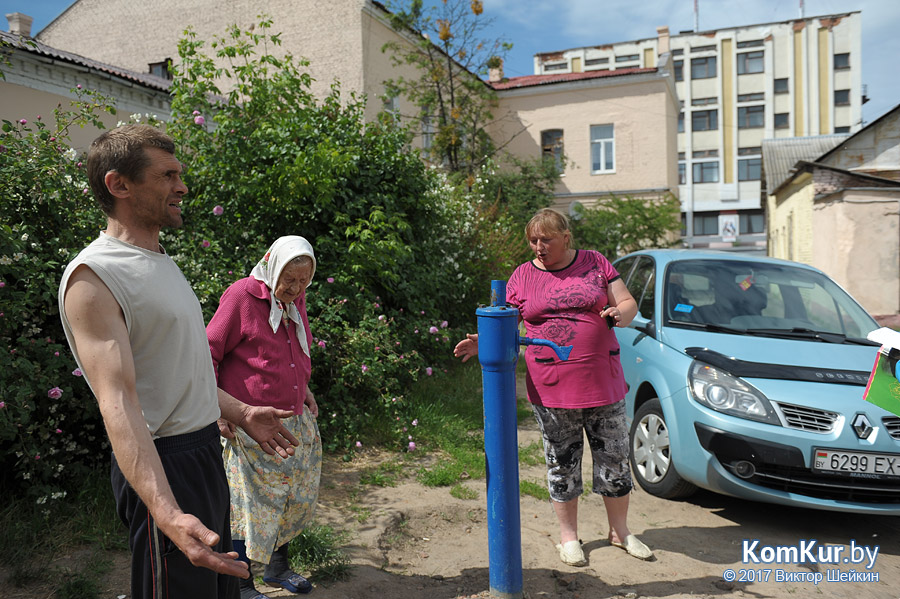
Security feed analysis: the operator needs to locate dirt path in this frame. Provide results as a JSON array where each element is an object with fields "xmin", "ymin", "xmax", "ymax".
[{"xmin": 11, "ymin": 411, "xmax": 900, "ymax": 598}]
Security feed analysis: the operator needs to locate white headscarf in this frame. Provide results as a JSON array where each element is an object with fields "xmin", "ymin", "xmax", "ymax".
[{"xmin": 249, "ymin": 236, "xmax": 316, "ymax": 357}]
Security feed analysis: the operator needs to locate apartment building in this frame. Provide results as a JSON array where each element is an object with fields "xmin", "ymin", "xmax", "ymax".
[{"xmin": 534, "ymin": 12, "xmax": 863, "ymax": 252}]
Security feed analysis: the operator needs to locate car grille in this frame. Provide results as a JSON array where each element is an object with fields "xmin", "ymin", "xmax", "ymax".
[
  {"xmin": 884, "ymin": 416, "xmax": 900, "ymax": 441},
  {"xmin": 774, "ymin": 402, "xmax": 839, "ymax": 433},
  {"xmin": 724, "ymin": 462, "xmax": 900, "ymax": 504}
]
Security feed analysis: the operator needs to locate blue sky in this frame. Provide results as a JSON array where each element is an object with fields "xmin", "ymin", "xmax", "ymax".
[{"xmin": 3, "ymin": 0, "xmax": 896, "ymax": 123}]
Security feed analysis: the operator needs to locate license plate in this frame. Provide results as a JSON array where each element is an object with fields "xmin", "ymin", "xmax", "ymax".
[{"xmin": 813, "ymin": 449, "xmax": 900, "ymax": 477}]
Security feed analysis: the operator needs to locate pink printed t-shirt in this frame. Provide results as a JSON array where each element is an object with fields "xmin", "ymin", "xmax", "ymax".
[{"xmin": 506, "ymin": 249, "xmax": 626, "ymax": 409}]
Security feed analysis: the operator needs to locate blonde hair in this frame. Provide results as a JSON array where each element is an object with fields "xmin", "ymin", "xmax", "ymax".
[{"xmin": 525, "ymin": 208, "xmax": 572, "ymax": 248}]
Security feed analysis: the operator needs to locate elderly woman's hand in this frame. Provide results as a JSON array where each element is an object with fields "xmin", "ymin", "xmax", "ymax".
[
  {"xmin": 217, "ymin": 418, "xmax": 236, "ymax": 439},
  {"xmin": 304, "ymin": 388, "xmax": 318, "ymax": 418},
  {"xmin": 238, "ymin": 406, "xmax": 300, "ymax": 458},
  {"xmin": 453, "ymin": 333, "xmax": 479, "ymax": 363}
]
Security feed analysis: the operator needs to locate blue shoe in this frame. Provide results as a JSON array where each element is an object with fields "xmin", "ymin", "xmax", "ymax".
[{"xmin": 263, "ymin": 572, "xmax": 313, "ymax": 594}]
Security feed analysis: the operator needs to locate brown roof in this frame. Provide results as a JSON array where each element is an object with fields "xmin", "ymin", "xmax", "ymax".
[
  {"xmin": 489, "ymin": 67, "xmax": 657, "ymax": 90},
  {"xmin": 1, "ymin": 30, "xmax": 171, "ymax": 92}
]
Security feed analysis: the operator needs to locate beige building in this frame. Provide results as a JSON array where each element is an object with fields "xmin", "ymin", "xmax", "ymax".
[
  {"xmin": 766, "ymin": 104, "xmax": 900, "ymax": 317},
  {"xmin": 533, "ymin": 12, "xmax": 863, "ymax": 252},
  {"xmin": 489, "ymin": 51, "xmax": 680, "ymax": 212},
  {"xmin": 36, "ymin": 0, "xmax": 425, "ymax": 128},
  {"xmin": 1, "ymin": 14, "xmax": 171, "ymax": 151}
]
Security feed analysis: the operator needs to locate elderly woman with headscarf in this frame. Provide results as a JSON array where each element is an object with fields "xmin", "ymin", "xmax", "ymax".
[{"xmin": 207, "ymin": 236, "xmax": 322, "ymax": 598}]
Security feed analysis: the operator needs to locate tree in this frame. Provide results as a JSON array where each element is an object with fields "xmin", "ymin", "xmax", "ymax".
[
  {"xmin": 570, "ymin": 194, "xmax": 683, "ymax": 259},
  {"xmin": 382, "ymin": 0, "xmax": 511, "ymax": 178}
]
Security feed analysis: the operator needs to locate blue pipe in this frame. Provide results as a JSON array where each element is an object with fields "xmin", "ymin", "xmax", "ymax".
[
  {"xmin": 476, "ymin": 280, "xmax": 573, "ymax": 599},
  {"xmin": 476, "ymin": 281, "xmax": 523, "ymax": 599}
]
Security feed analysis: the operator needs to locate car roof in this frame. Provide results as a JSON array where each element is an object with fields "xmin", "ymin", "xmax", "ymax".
[{"xmin": 614, "ymin": 249, "xmax": 824, "ymax": 274}]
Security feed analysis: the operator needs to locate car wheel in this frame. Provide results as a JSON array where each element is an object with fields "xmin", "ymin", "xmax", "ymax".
[{"xmin": 630, "ymin": 398, "xmax": 696, "ymax": 499}]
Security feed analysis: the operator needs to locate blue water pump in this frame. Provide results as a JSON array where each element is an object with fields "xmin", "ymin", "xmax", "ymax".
[{"xmin": 476, "ymin": 280, "xmax": 572, "ymax": 599}]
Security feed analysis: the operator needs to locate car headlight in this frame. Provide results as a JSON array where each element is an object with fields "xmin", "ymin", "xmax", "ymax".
[{"xmin": 688, "ymin": 361, "xmax": 781, "ymax": 425}]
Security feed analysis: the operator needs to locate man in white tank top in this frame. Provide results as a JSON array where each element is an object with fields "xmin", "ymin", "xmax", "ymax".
[{"xmin": 58, "ymin": 125, "xmax": 300, "ymax": 599}]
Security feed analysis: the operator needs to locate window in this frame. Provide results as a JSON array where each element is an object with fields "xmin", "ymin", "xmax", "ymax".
[
  {"xmin": 678, "ymin": 152, "xmax": 686, "ymax": 160},
  {"xmin": 693, "ymin": 161, "xmax": 719, "ymax": 183},
  {"xmin": 692, "ymin": 109, "xmax": 718, "ymax": 131},
  {"xmin": 834, "ymin": 126, "xmax": 851, "ymax": 134},
  {"xmin": 541, "ymin": 129, "xmax": 564, "ymax": 172},
  {"xmin": 774, "ymin": 78, "xmax": 789, "ymax": 94},
  {"xmin": 738, "ymin": 158, "xmax": 762, "ymax": 181},
  {"xmin": 585, "ymin": 57, "xmax": 609, "ymax": 66},
  {"xmin": 738, "ymin": 146, "xmax": 761, "ymax": 156},
  {"xmin": 674, "ymin": 60, "xmax": 683, "ymax": 81},
  {"xmin": 693, "ymin": 213, "xmax": 719, "ymax": 235},
  {"xmin": 672, "ymin": 48, "xmax": 684, "ymax": 56},
  {"xmin": 615, "ymin": 54, "xmax": 639, "ymax": 63},
  {"xmin": 738, "ymin": 92, "xmax": 764, "ymax": 102},
  {"xmin": 421, "ymin": 113, "xmax": 435, "ymax": 150},
  {"xmin": 590, "ymin": 124, "xmax": 615, "ymax": 173},
  {"xmin": 544, "ymin": 62, "xmax": 567, "ymax": 71},
  {"xmin": 737, "ymin": 105, "xmax": 764, "ymax": 129},
  {"xmin": 834, "ymin": 89, "xmax": 850, "ymax": 106},
  {"xmin": 148, "ymin": 58, "xmax": 173, "ymax": 80},
  {"xmin": 834, "ymin": 53, "xmax": 850, "ymax": 70},
  {"xmin": 678, "ymin": 162, "xmax": 686, "ymax": 185},
  {"xmin": 691, "ymin": 56, "xmax": 717, "ymax": 79},
  {"xmin": 626, "ymin": 257, "xmax": 655, "ymax": 320},
  {"xmin": 692, "ymin": 149, "xmax": 718, "ymax": 158},
  {"xmin": 774, "ymin": 112, "xmax": 790, "ymax": 129},
  {"xmin": 691, "ymin": 44, "xmax": 716, "ymax": 53},
  {"xmin": 678, "ymin": 111, "xmax": 684, "ymax": 133},
  {"xmin": 691, "ymin": 97, "xmax": 717, "ymax": 106},
  {"xmin": 739, "ymin": 210, "xmax": 765, "ymax": 234},
  {"xmin": 382, "ymin": 94, "xmax": 399, "ymax": 122},
  {"xmin": 737, "ymin": 40, "xmax": 764, "ymax": 49},
  {"xmin": 737, "ymin": 51, "xmax": 764, "ymax": 74}
]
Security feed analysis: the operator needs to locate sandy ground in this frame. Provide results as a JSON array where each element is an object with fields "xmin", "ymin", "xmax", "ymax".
[{"xmin": 8, "ymin": 386, "xmax": 900, "ymax": 599}]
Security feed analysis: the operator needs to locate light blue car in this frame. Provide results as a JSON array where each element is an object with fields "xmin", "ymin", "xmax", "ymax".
[{"xmin": 611, "ymin": 249, "xmax": 900, "ymax": 514}]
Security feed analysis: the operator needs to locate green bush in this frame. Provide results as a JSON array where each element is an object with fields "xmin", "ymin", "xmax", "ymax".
[{"xmin": 0, "ymin": 89, "xmax": 116, "ymax": 503}]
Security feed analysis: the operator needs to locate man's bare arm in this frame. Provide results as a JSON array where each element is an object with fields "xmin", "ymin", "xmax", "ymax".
[{"xmin": 63, "ymin": 265, "xmax": 248, "ymax": 578}]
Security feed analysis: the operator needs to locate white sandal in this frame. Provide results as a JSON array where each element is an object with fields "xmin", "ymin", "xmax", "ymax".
[
  {"xmin": 609, "ymin": 534, "xmax": 653, "ymax": 560},
  {"xmin": 556, "ymin": 539, "xmax": 587, "ymax": 566}
]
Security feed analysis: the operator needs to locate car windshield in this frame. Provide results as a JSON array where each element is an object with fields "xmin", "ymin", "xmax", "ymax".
[{"xmin": 664, "ymin": 259, "xmax": 878, "ymax": 340}]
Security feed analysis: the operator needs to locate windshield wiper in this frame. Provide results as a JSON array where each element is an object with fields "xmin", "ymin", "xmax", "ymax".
[
  {"xmin": 744, "ymin": 327, "xmax": 880, "ymax": 345},
  {"xmin": 667, "ymin": 320, "xmax": 746, "ymax": 335}
]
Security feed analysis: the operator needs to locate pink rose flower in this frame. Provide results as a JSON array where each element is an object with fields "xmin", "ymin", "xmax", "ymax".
[
  {"xmin": 212, "ymin": 205, "xmax": 224, "ymax": 216},
  {"xmin": 19, "ymin": 119, "xmax": 27, "ymax": 125},
  {"xmin": 412, "ymin": 419, "xmax": 418, "ymax": 426},
  {"xmin": 441, "ymin": 320, "xmax": 449, "ymax": 328},
  {"xmin": 356, "ymin": 441, "xmax": 362, "ymax": 448},
  {"xmin": 47, "ymin": 387, "xmax": 63, "ymax": 399},
  {"xmin": 73, "ymin": 368, "xmax": 83, "ymax": 376},
  {"xmin": 425, "ymin": 367, "xmax": 433, "ymax": 376},
  {"xmin": 317, "ymin": 340, "xmax": 326, "ymax": 349},
  {"xmin": 408, "ymin": 442, "xmax": 416, "ymax": 451},
  {"xmin": 55, "ymin": 428, "xmax": 62, "ymax": 434},
  {"xmin": 327, "ymin": 277, "xmax": 334, "ymax": 283},
  {"xmin": 0, "ymin": 402, "xmax": 5, "ymax": 408},
  {"xmin": 194, "ymin": 115, "xmax": 205, "ymax": 125},
  {"xmin": 429, "ymin": 326, "xmax": 439, "ymax": 334},
  {"xmin": 201, "ymin": 240, "xmax": 211, "ymax": 248},
  {"xmin": 361, "ymin": 364, "xmax": 368, "ymax": 373},
  {"xmin": 378, "ymin": 315, "xmax": 385, "ymax": 321}
]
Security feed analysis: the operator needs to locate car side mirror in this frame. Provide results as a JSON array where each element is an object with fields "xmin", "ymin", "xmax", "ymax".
[{"xmin": 632, "ymin": 314, "xmax": 656, "ymax": 339}]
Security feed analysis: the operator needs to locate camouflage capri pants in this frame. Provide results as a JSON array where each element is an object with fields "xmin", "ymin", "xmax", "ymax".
[{"xmin": 532, "ymin": 400, "xmax": 633, "ymax": 503}]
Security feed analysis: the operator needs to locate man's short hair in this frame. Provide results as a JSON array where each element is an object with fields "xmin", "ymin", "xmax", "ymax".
[{"xmin": 87, "ymin": 124, "xmax": 176, "ymax": 215}]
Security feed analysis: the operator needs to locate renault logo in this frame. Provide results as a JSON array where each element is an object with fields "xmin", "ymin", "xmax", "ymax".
[{"xmin": 852, "ymin": 414, "xmax": 873, "ymax": 440}]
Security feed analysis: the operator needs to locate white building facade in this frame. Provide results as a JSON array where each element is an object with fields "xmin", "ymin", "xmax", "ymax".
[{"xmin": 534, "ymin": 12, "xmax": 863, "ymax": 252}]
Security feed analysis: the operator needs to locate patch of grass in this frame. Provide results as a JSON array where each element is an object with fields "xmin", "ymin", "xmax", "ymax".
[
  {"xmin": 518, "ymin": 441, "xmax": 545, "ymax": 467},
  {"xmin": 289, "ymin": 524, "xmax": 352, "ymax": 582},
  {"xmin": 349, "ymin": 505, "xmax": 373, "ymax": 523},
  {"xmin": 56, "ymin": 573, "xmax": 101, "ymax": 599},
  {"xmin": 359, "ymin": 459, "xmax": 406, "ymax": 487},
  {"xmin": 449, "ymin": 484, "xmax": 478, "ymax": 500},
  {"xmin": 520, "ymin": 479, "xmax": 550, "ymax": 501}
]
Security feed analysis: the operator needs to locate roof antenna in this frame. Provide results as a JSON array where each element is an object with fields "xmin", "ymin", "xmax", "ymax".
[{"xmin": 694, "ymin": 0, "xmax": 699, "ymax": 31}]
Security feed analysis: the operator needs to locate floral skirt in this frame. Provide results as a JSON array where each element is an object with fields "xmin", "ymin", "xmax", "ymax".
[{"xmin": 223, "ymin": 410, "xmax": 322, "ymax": 563}]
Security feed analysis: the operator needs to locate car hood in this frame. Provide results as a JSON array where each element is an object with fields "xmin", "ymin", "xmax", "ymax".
[{"xmin": 658, "ymin": 327, "xmax": 877, "ymax": 373}]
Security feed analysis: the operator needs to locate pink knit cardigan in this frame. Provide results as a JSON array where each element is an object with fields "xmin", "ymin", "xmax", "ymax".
[{"xmin": 207, "ymin": 277, "xmax": 312, "ymax": 414}]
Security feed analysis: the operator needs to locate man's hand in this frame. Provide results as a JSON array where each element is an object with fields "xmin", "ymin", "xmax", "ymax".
[
  {"xmin": 238, "ymin": 405, "xmax": 300, "ymax": 458},
  {"xmin": 453, "ymin": 333, "xmax": 479, "ymax": 363},
  {"xmin": 217, "ymin": 418, "xmax": 236, "ymax": 439},
  {"xmin": 160, "ymin": 512, "xmax": 249, "ymax": 578}
]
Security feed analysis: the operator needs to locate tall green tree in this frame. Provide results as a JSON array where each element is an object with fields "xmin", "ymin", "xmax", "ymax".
[
  {"xmin": 382, "ymin": 0, "xmax": 511, "ymax": 177},
  {"xmin": 570, "ymin": 194, "xmax": 683, "ymax": 259}
]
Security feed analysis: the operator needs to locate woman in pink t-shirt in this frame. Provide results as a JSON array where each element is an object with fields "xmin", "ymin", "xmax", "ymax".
[{"xmin": 454, "ymin": 209, "xmax": 652, "ymax": 567}]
